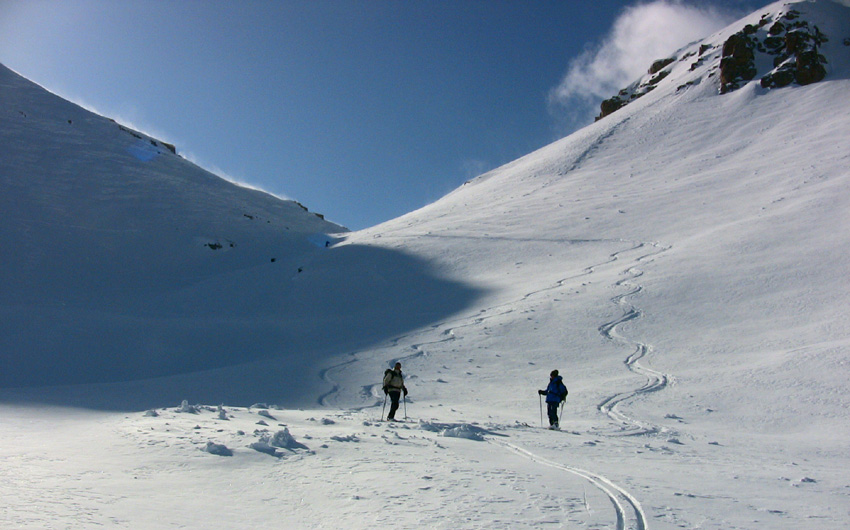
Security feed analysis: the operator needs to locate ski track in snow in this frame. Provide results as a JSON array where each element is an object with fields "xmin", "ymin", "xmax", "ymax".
[
  {"xmin": 476, "ymin": 241, "xmax": 663, "ymax": 530},
  {"xmin": 596, "ymin": 242, "xmax": 674, "ymax": 437},
  {"xmin": 480, "ymin": 241, "xmax": 666, "ymax": 530},
  {"xmin": 492, "ymin": 438, "xmax": 648, "ymax": 530},
  {"xmin": 558, "ymin": 115, "xmax": 633, "ymax": 177},
  {"xmin": 318, "ymin": 359, "xmax": 359, "ymax": 408}
]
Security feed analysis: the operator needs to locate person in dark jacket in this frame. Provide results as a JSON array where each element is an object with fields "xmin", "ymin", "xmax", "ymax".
[
  {"xmin": 538, "ymin": 370, "xmax": 568, "ymax": 429},
  {"xmin": 382, "ymin": 362, "xmax": 408, "ymax": 421}
]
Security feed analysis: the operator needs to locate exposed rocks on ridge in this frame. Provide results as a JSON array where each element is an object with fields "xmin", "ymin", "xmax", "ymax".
[{"xmin": 596, "ymin": 6, "xmax": 835, "ymax": 120}]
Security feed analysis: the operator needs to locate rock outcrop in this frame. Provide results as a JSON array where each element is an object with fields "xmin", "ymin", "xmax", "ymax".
[{"xmin": 596, "ymin": 5, "xmax": 834, "ymax": 120}]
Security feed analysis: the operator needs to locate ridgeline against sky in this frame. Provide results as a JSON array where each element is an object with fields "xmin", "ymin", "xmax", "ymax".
[{"xmin": 0, "ymin": 0, "xmax": 767, "ymax": 229}]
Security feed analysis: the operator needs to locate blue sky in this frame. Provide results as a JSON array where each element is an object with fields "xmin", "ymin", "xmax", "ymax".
[{"xmin": 0, "ymin": 0, "xmax": 767, "ymax": 229}]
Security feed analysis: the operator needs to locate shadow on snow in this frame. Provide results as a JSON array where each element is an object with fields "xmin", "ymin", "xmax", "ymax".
[{"xmin": 0, "ymin": 243, "xmax": 485, "ymax": 411}]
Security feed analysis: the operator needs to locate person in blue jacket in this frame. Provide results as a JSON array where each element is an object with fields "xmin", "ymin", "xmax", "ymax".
[{"xmin": 538, "ymin": 370, "xmax": 568, "ymax": 429}]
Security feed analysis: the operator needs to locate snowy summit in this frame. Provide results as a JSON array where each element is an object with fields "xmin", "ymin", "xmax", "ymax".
[{"xmin": 1, "ymin": 1, "xmax": 849, "ymax": 528}]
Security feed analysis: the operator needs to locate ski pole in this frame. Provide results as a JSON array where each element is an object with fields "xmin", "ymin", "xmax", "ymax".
[
  {"xmin": 381, "ymin": 392, "xmax": 388, "ymax": 421},
  {"xmin": 539, "ymin": 393, "xmax": 543, "ymax": 427},
  {"xmin": 403, "ymin": 394, "xmax": 408, "ymax": 420}
]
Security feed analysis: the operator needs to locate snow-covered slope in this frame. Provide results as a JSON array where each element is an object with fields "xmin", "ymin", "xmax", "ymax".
[
  {"xmin": 2, "ymin": 1, "xmax": 849, "ymax": 529},
  {"xmin": 0, "ymin": 61, "xmax": 338, "ymax": 393},
  {"xmin": 0, "ymin": 63, "xmax": 487, "ymax": 407}
]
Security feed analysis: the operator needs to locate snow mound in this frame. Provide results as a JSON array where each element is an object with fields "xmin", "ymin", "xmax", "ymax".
[
  {"xmin": 248, "ymin": 439, "xmax": 278, "ymax": 457},
  {"xmin": 203, "ymin": 441, "xmax": 233, "ymax": 457},
  {"xmin": 274, "ymin": 428, "xmax": 309, "ymax": 450},
  {"xmin": 420, "ymin": 421, "xmax": 490, "ymax": 441},
  {"xmin": 330, "ymin": 434, "xmax": 359, "ymax": 443},
  {"xmin": 257, "ymin": 409, "xmax": 276, "ymax": 421},
  {"xmin": 177, "ymin": 400, "xmax": 199, "ymax": 414},
  {"xmin": 441, "ymin": 424, "xmax": 487, "ymax": 441},
  {"xmin": 249, "ymin": 428, "xmax": 309, "ymax": 456}
]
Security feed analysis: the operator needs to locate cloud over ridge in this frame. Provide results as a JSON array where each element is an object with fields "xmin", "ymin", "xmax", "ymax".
[{"xmin": 550, "ymin": 1, "xmax": 735, "ymax": 127}]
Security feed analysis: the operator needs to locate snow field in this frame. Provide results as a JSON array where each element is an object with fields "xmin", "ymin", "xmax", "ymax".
[{"xmin": 0, "ymin": 405, "xmax": 656, "ymax": 529}]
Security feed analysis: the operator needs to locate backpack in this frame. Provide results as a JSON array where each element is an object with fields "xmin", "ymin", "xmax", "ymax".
[{"xmin": 558, "ymin": 381, "xmax": 568, "ymax": 401}]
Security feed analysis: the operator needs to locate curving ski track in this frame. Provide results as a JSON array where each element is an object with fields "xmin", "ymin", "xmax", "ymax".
[
  {"xmin": 493, "ymin": 439, "xmax": 648, "ymax": 530},
  {"xmin": 597, "ymin": 243, "xmax": 673, "ymax": 436}
]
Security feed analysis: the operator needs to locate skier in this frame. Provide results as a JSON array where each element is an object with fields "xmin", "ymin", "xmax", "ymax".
[
  {"xmin": 382, "ymin": 362, "xmax": 408, "ymax": 421},
  {"xmin": 538, "ymin": 370, "xmax": 568, "ymax": 429}
]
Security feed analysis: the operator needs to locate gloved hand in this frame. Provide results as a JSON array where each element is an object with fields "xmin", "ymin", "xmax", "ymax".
[
  {"xmin": 538, "ymin": 390, "xmax": 546, "ymax": 396},
  {"xmin": 403, "ymin": 387, "xmax": 408, "ymax": 397},
  {"xmin": 382, "ymin": 386, "xmax": 388, "ymax": 395}
]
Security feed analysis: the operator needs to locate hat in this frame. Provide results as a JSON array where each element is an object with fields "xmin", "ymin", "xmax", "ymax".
[{"xmin": 550, "ymin": 370, "xmax": 559, "ymax": 377}]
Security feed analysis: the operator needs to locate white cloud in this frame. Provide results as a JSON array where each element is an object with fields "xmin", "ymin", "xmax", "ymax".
[{"xmin": 549, "ymin": 1, "xmax": 735, "ymax": 130}]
